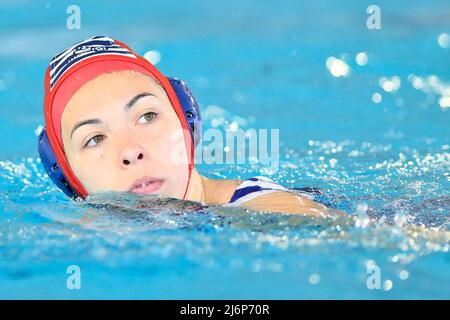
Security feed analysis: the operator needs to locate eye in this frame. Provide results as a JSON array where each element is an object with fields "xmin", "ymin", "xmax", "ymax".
[
  {"xmin": 83, "ymin": 134, "xmax": 105, "ymax": 149},
  {"xmin": 138, "ymin": 111, "xmax": 157, "ymax": 124}
]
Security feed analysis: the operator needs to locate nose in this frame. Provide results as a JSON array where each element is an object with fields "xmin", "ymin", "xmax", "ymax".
[{"xmin": 120, "ymin": 145, "xmax": 148, "ymax": 168}]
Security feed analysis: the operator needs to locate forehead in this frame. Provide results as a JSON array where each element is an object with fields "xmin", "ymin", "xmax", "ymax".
[
  {"xmin": 61, "ymin": 70, "xmax": 166, "ymax": 121},
  {"xmin": 70, "ymin": 70, "xmax": 163, "ymax": 102}
]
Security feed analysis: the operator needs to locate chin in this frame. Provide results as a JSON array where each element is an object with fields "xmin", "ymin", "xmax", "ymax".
[{"xmin": 159, "ymin": 185, "xmax": 183, "ymax": 200}]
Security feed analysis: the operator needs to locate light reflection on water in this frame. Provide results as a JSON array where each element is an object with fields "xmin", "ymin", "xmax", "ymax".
[{"xmin": 0, "ymin": 143, "xmax": 448, "ymax": 298}]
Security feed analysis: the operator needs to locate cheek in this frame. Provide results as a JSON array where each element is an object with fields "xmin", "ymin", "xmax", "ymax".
[
  {"xmin": 156, "ymin": 126, "xmax": 190, "ymax": 167},
  {"xmin": 69, "ymin": 150, "xmax": 117, "ymax": 192},
  {"xmin": 151, "ymin": 127, "xmax": 191, "ymax": 198}
]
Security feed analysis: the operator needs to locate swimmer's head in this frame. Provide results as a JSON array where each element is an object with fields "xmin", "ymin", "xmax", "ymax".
[{"xmin": 39, "ymin": 36, "xmax": 199, "ymax": 200}]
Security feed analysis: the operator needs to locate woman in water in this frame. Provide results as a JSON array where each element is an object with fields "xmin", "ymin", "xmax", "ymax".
[{"xmin": 38, "ymin": 36, "xmax": 344, "ymax": 216}]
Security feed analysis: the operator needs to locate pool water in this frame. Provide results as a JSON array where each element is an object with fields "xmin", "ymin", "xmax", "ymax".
[{"xmin": 0, "ymin": 0, "xmax": 449, "ymax": 299}]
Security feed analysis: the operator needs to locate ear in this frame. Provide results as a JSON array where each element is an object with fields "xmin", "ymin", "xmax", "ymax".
[
  {"xmin": 38, "ymin": 128, "xmax": 79, "ymax": 198},
  {"xmin": 167, "ymin": 77, "xmax": 202, "ymax": 148}
]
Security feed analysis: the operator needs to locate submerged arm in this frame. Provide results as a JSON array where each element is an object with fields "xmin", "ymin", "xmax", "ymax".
[{"xmin": 240, "ymin": 191, "xmax": 346, "ymax": 216}]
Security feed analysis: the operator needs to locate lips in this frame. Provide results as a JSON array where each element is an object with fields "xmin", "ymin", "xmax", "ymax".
[{"xmin": 128, "ymin": 176, "xmax": 164, "ymax": 194}]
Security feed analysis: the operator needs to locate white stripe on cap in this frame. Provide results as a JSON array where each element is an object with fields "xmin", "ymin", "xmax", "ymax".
[{"xmin": 49, "ymin": 36, "xmax": 137, "ymax": 90}]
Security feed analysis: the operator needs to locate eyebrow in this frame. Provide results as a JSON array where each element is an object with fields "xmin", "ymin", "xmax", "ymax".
[{"xmin": 70, "ymin": 92, "xmax": 158, "ymax": 138}]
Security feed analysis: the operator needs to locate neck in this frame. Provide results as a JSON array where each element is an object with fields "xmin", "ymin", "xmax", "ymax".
[{"xmin": 184, "ymin": 169, "xmax": 207, "ymax": 204}]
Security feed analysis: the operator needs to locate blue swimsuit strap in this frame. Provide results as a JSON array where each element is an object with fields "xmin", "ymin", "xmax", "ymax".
[
  {"xmin": 229, "ymin": 177, "xmax": 283, "ymax": 203},
  {"xmin": 228, "ymin": 176, "xmax": 289, "ymax": 204}
]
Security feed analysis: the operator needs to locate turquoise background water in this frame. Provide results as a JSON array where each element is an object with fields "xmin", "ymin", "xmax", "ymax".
[{"xmin": 0, "ymin": 0, "xmax": 449, "ymax": 299}]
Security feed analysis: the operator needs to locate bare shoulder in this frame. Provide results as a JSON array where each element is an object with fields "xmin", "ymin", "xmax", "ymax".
[{"xmin": 241, "ymin": 190, "xmax": 344, "ymax": 216}]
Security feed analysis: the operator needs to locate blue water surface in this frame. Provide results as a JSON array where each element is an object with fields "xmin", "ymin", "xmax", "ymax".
[{"xmin": 0, "ymin": 0, "xmax": 449, "ymax": 299}]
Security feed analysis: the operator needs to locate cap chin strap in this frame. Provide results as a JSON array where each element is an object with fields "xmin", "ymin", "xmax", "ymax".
[{"xmin": 38, "ymin": 78, "xmax": 202, "ymax": 200}]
